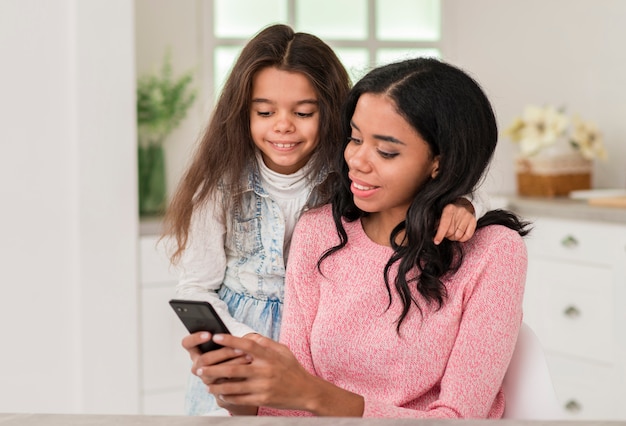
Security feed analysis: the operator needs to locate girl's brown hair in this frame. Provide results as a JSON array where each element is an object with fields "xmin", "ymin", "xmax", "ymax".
[{"xmin": 163, "ymin": 24, "xmax": 351, "ymax": 261}]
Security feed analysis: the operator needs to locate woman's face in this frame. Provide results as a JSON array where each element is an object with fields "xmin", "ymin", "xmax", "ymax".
[
  {"xmin": 249, "ymin": 66, "xmax": 320, "ymax": 175},
  {"xmin": 344, "ymin": 93, "xmax": 439, "ymax": 222}
]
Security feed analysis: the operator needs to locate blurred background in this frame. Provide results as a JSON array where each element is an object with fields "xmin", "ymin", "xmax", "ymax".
[{"xmin": 1, "ymin": 0, "xmax": 625, "ymax": 417}]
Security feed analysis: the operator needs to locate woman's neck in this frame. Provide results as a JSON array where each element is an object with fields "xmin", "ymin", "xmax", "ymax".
[{"xmin": 361, "ymin": 212, "xmax": 406, "ymax": 247}]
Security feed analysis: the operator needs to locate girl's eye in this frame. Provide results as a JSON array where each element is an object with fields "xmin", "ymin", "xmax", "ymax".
[
  {"xmin": 378, "ymin": 150, "xmax": 399, "ymax": 159},
  {"xmin": 347, "ymin": 136, "xmax": 362, "ymax": 145},
  {"xmin": 295, "ymin": 112, "xmax": 315, "ymax": 118},
  {"xmin": 256, "ymin": 111, "xmax": 273, "ymax": 117}
]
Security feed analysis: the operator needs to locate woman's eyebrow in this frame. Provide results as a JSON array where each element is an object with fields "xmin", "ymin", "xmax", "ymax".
[
  {"xmin": 374, "ymin": 134, "xmax": 405, "ymax": 145},
  {"xmin": 350, "ymin": 120, "xmax": 405, "ymax": 145}
]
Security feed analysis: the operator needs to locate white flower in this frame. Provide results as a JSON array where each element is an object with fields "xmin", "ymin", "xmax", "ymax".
[
  {"xmin": 505, "ymin": 105, "xmax": 607, "ymax": 160},
  {"xmin": 518, "ymin": 105, "xmax": 568, "ymax": 156},
  {"xmin": 571, "ymin": 116, "xmax": 607, "ymax": 160}
]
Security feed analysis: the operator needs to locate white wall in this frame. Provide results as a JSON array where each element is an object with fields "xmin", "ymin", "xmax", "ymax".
[
  {"xmin": 443, "ymin": 0, "xmax": 626, "ymax": 195},
  {"xmin": 0, "ymin": 0, "xmax": 139, "ymax": 414}
]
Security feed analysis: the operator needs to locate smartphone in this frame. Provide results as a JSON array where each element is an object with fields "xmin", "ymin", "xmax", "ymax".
[{"xmin": 169, "ymin": 299, "xmax": 231, "ymax": 353}]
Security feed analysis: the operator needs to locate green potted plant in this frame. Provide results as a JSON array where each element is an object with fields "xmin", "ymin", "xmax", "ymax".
[{"xmin": 137, "ymin": 50, "xmax": 197, "ymax": 216}]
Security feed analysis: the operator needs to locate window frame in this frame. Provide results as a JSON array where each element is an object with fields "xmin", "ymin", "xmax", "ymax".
[{"xmin": 200, "ymin": 0, "xmax": 443, "ymax": 105}]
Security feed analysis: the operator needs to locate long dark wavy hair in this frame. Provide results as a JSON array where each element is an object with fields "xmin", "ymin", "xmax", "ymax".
[
  {"xmin": 320, "ymin": 57, "xmax": 531, "ymax": 330},
  {"xmin": 164, "ymin": 24, "xmax": 351, "ymax": 261}
]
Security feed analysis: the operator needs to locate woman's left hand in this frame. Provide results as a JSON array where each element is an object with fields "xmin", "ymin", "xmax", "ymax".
[{"xmin": 200, "ymin": 333, "xmax": 318, "ymax": 412}]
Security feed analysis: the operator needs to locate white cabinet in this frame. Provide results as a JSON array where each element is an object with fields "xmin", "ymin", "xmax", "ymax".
[
  {"xmin": 138, "ymin": 235, "xmax": 190, "ymax": 415},
  {"xmin": 522, "ymin": 216, "xmax": 626, "ymax": 420}
]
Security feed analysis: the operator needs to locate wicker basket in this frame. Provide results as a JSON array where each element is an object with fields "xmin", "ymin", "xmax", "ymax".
[{"xmin": 516, "ymin": 153, "xmax": 592, "ymax": 197}]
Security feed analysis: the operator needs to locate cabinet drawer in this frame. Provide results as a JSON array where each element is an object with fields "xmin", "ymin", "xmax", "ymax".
[
  {"xmin": 525, "ymin": 218, "xmax": 625, "ymax": 265},
  {"xmin": 140, "ymin": 235, "xmax": 178, "ymax": 284},
  {"xmin": 547, "ymin": 354, "xmax": 617, "ymax": 419},
  {"xmin": 528, "ymin": 259, "xmax": 614, "ymax": 363}
]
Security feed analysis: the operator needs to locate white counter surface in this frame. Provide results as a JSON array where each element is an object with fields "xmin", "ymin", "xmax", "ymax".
[
  {"xmin": 505, "ymin": 195, "xmax": 626, "ymax": 224},
  {"xmin": 139, "ymin": 195, "xmax": 626, "ymax": 237},
  {"xmin": 1, "ymin": 413, "xmax": 624, "ymax": 426}
]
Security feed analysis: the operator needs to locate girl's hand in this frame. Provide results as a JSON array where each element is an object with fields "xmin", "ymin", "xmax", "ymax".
[{"xmin": 434, "ymin": 198, "xmax": 477, "ymax": 245}]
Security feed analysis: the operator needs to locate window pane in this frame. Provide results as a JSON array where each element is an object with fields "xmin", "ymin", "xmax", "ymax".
[
  {"xmin": 214, "ymin": 0, "xmax": 288, "ymax": 38},
  {"xmin": 296, "ymin": 0, "xmax": 367, "ymax": 40},
  {"xmin": 333, "ymin": 47, "xmax": 370, "ymax": 84},
  {"xmin": 214, "ymin": 46, "xmax": 242, "ymax": 95},
  {"xmin": 375, "ymin": 48, "xmax": 440, "ymax": 67},
  {"xmin": 376, "ymin": 0, "xmax": 440, "ymax": 41}
]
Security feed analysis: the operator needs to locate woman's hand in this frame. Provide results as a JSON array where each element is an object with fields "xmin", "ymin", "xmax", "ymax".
[
  {"xmin": 434, "ymin": 198, "xmax": 477, "ymax": 245},
  {"xmin": 181, "ymin": 332, "xmax": 251, "ymax": 385},
  {"xmin": 202, "ymin": 333, "xmax": 364, "ymax": 417},
  {"xmin": 201, "ymin": 333, "xmax": 315, "ymax": 411}
]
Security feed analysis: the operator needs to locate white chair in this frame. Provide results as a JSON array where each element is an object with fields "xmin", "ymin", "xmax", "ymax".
[{"xmin": 502, "ymin": 322, "xmax": 563, "ymax": 419}]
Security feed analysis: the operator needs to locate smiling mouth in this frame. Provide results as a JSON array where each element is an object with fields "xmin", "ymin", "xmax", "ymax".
[
  {"xmin": 353, "ymin": 182, "xmax": 377, "ymax": 191},
  {"xmin": 271, "ymin": 142, "xmax": 299, "ymax": 149}
]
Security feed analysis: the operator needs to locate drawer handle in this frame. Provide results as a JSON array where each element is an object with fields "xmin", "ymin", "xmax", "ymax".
[
  {"xmin": 564, "ymin": 399, "xmax": 582, "ymax": 414},
  {"xmin": 561, "ymin": 235, "xmax": 579, "ymax": 248},
  {"xmin": 563, "ymin": 305, "xmax": 581, "ymax": 319}
]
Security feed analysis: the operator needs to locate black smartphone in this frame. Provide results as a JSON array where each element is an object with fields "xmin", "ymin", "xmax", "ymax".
[{"xmin": 169, "ymin": 299, "xmax": 231, "ymax": 353}]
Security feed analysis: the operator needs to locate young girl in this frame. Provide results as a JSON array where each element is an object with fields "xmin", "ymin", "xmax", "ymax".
[{"xmin": 165, "ymin": 26, "xmax": 486, "ymax": 415}]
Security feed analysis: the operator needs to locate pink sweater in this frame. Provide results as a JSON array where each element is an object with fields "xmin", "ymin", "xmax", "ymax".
[{"xmin": 259, "ymin": 204, "xmax": 527, "ymax": 418}]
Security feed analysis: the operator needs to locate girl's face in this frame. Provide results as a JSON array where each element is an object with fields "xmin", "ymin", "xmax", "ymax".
[
  {"xmin": 250, "ymin": 67, "xmax": 320, "ymax": 175},
  {"xmin": 344, "ymin": 93, "xmax": 439, "ymax": 223}
]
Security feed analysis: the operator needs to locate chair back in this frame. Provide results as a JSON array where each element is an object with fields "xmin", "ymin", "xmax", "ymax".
[{"xmin": 502, "ymin": 322, "xmax": 562, "ymax": 419}]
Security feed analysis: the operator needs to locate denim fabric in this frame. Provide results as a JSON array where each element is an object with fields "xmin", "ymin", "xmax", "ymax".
[
  {"xmin": 184, "ymin": 286, "xmax": 283, "ymax": 415},
  {"xmin": 184, "ymin": 165, "xmax": 318, "ymax": 415},
  {"xmin": 221, "ymin": 168, "xmax": 287, "ymax": 304}
]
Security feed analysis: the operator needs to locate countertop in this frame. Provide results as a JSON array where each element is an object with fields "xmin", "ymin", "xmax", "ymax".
[
  {"xmin": 503, "ymin": 195, "xmax": 626, "ymax": 225},
  {"xmin": 139, "ymin": 195, "xmax": 626, "ymax": 237},
  {"xmin": 139, "ymin": 216, "xmax": 165, "ymax": 237},
  {"xmin": 1, "ymin": 414, "xmax": 624, "ymax": 426}
]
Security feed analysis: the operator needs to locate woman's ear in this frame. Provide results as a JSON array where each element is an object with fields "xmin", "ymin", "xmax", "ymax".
[{"xmin": 431, "ymin": 156, "xmax": 441, "ymax": 179}]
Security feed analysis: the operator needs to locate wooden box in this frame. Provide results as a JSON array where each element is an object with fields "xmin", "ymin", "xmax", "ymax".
[{"xmin": 516, "ymin": 154, "xmax": 592, "ymax": 197}]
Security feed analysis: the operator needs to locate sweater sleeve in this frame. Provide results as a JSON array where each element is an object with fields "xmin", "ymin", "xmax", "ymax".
[
  {"xmin": 463, "ymin": 187, "xmax": 490, "ymax": 219},
  {"xmin": 362, "ymin": 227, "xmax": 527, "ymax": 418},
  {"xmin": 173, "ymin": 193, "xmax": 256, "ymax": 338}
]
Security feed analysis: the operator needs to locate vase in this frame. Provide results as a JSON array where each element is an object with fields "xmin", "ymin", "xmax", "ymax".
[
  {"xmin": 516, "ymin": 139, "xmax": 591, "ymax": 197},
  {"xmin": 138, "ymin": 144, "xmax": 166, "ymax": 216}
]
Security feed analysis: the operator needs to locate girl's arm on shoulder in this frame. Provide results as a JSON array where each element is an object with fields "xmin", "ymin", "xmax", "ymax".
[
  {"xmin": 467, "ymin": 187, "xmax": 490, "ymax": 219},
  {"xmin": 434, "ymin": 188, "xmax": 490, "ymax": 245}
]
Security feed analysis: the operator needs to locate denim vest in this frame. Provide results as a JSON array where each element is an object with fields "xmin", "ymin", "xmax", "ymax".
[
  {"xmin": 222, "ymin": 166, "xmax": 287, "ymax": 302},
  {"xmin": 219, "ymin": 163, "xmax": 327, "ymax": 337}
]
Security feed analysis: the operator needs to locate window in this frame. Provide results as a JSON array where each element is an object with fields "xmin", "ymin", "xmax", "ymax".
[{"xmin": 204, "ymin": 0, "xmax": 441, "ymax": 98}]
